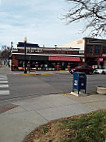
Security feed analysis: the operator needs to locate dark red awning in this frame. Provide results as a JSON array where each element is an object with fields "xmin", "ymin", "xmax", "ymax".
[{"xmin": 49, "ymin": 56, "xmax": 81, "ymax": 61}]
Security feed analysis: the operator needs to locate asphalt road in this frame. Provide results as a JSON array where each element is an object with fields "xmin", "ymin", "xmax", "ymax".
[{"xmin": 0, "ymin": 72, "xmax": 106, "ymax": 102}]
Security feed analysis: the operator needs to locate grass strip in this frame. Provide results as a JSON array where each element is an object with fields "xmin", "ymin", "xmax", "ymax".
[{"xmin": 23, "ymin": 110, "xmax": 106, "ymax": 142}]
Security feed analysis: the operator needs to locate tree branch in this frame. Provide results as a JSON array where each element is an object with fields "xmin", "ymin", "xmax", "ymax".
[{"xmin": 64, "ymin": 0, "xmax": 106, "ymax": 36}]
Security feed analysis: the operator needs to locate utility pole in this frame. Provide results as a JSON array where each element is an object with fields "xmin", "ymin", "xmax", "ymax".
[
  {"xmin": 11, "ymin": 42, "xmax": 13, "ymax": 51},
  {"xmin": 24, "ymin": 37, "xmax": 27, "ymax": 74}
]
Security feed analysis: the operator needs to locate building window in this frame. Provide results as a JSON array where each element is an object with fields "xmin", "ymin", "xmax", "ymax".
[
  {"xmin": 18, "ymin": 60, "xmax": 23, "ymax": 67},
  {"xmin": 103, "ymin": 46, "xmax": 106, "ymax": 54},
  {"xmin": 86, "ymin": 45, "xmax": 93, "ymax": 53},
  {"xmin": 94, "ymin": 45, "xmax": 101, "ymax": 54}
]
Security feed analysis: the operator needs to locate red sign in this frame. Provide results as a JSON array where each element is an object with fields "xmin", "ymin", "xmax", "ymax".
[
  {"xmin": 99, "ymin": 58, "xmax": 103, "ymax": 62},
  {"xmin": 95, "ymin": 58, "xmax": 103, "ymax": 62},
  {"xmin": 49, "ymin": 56, "xmax": 81, "ymax": 61}
]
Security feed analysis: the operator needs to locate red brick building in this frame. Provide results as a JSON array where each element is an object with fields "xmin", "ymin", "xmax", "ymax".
[
  {"xmin": 60, "ymin": 37, "xmax": 106, "ymax": 69},
  {"xmin": 10, "ymin": 37, "xmax": 106, "ymax": 71},
  {"xmin": 10, "ymin": 42, "xmax": 83, "ymax": 71}
]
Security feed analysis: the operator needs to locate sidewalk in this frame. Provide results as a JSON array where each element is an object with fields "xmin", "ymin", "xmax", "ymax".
[
  {"xmin": 0, "ymin": 65, "xmax": 68, "ymax": 75},
  {"xmin": 0, "ymin": 93, "xmax": 106, "ymax": 142},
  {"xmin": 9, "ymin": 70, "xmax": 69, "ymax": 75},
  {"xmin": 0, "ymin": 65, "xmax": 12, "ymax": 75}
]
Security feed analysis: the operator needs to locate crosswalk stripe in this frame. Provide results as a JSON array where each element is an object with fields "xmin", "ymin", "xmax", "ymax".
[
  {"xmin": 0, "ymin": 81, "xmax": 8, "ymax": 84},
  {"xmin": 0, "ymin": 75, "xmax": 7, "ymax": 77},
  {"xmin": 0, "ymin": 84, "xmax": 9, "ymax": 88},
  {"xmin": 0, "ymin": 90, "xmax": 10, "ymax": 95},
  {"xmin": 0, "ymin": 75, "xmax": 9, "ymax": 95},
  {"xmin": 0, "ymin": 78, "xmax": 7, "ymax": 80}
]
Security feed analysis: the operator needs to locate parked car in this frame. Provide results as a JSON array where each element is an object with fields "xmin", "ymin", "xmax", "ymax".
[
  {"xmin": 69, "ymin": 65, "xmax": 94, "ymax": 74},
  {"xmin": 94, "ymin": 68, "xmax": 106, "ymax": 74}
]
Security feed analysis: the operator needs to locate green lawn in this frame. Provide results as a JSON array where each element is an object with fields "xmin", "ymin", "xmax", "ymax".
[
  {"xmin": 60, "ymin": 110, "xmax": 106, "ymax": 142},
  {"xmin": 23, "ymin": 110, "xmax": 106, "ymax": 142}
]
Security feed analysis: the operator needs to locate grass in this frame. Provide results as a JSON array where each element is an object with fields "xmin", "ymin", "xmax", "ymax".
[
  {"xmin": 23, "ymin": 110, "xmax": 106, "ymax": 142},
  {"xmin": 59, "ymin": 110, "xmax": 106, "ymax": 142}
]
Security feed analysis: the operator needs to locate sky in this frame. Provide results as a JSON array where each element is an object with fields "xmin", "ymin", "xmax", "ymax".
[{"xmin": 0, "ymin": 0, "xmax": 99, "ymax": 48}]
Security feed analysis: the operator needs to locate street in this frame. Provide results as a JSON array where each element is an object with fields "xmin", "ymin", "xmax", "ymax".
[{"xmin": 0, "ymin": 71, "xmax": 106, "ymax": 102}]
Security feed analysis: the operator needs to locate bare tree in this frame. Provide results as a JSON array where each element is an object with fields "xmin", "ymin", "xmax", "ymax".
[
  {"xmin": 65, "ymin": 0, "xmax": 106, "ymax": 37},
  {"xmin": 0, "ymin": 45, "xmax": 11, "ymax": 59}
]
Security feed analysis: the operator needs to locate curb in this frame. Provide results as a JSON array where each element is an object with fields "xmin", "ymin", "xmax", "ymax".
[{"xmin": 9, "ymin": 73, "xmax": 56, "ymax": 75}]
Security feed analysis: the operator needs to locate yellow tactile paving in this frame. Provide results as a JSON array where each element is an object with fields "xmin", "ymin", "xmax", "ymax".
[
  {"xmin": 9, "ymin": 73, "xmax": 56, "ymax": 75},
  {"xmin": 61, "ymin": 92, "xmax": 72, "ymax": 95}
]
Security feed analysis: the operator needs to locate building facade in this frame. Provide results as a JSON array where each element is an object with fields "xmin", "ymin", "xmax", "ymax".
[
  {"xmin": 10, "ymin": 37, "xmax": 106, "ymax": 71},
  {"xmin": 10, "ymin": 42, "xmax": 83, "ymax": 71},
  {"xmin": 60, "ymin": 37, "xmax": 106, "ymax": 69},
  {"xmin": 85, "ymin": 38, "xmax": 106, "ymax": 68}
]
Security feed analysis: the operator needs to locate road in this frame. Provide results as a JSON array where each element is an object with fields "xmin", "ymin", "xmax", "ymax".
[
  {"xmin": 0, "ymin": 66, "xmax": 106, "ymax": 114},
  {"xmin": 0, "ymin": 71, "xmax": 106, "ymax": 102}
]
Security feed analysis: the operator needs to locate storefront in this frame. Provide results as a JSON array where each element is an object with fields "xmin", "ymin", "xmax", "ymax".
[
  {"xmin": 11, "ymin": 53, "xmax": 83, "ymax": 71},
  {"xmin": 59, "ymin": 37, "xmax": 106, "ymax": 69},
  {"xmin": 10, "ymin": 38, "xmax": 106, "ymax": 71},
  {"xmin": 85, "ymin": 38, "xmax": 106, "ymax": 68},
  {"xmin": 10, "ymin": 41, "xmax": 83, "ymax": 71}
]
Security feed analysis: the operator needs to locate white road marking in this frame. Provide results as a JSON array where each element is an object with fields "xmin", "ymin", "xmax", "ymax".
[
  {"xmin": 0, "ymin": 90, "xmax": 10, "ymax": 95},
  {"xmin": 0, "ymin": 84, "xmax": 9, "ymax": 88},
  {"xmin": 0, "ymin": 75, "xmax": 9, "ymax": 95},
  {"xmin": 0, "ymin": 77, "xmax": 7, "ymax": 80},
  {"xmin": 0, "ymin": 75, "xmax": 7, "ymax": 79},
  {"xmin": 0, "ymin": 81, "xmax": 8, "ymax": 83}
]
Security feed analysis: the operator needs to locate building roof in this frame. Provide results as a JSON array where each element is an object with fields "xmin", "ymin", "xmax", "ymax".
[
  {"xmin": 59, "ymin": 37, "xmax": 106, "ymax": 50},
  {"xmin": 84, "ymin": 37, "xmax": 106, "ymax": 45},
  {"xmin": 17, "ymin": 42, "xmax": 39, "ymax": 48},
  {"xmin": 59, "ymin": 38, "xmax": 85, "ymax": 50}
]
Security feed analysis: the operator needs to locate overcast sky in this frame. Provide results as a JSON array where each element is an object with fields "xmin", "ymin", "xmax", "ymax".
[{"xmin": 0, "ymin": 0, "xmax": 98, "ymax": 48}]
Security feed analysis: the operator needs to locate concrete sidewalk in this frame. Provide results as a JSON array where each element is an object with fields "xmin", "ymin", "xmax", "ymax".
[
  {"xmin": 9, "ymin": 70, "xmax": 68, "ymax": 75},
  {"xmin": 0, "ymin": 93, "xmax": 106, "ymax": 142},
  {"xmin": 0, "ymin": 65, "xmax": 68, "ymax": 74}
]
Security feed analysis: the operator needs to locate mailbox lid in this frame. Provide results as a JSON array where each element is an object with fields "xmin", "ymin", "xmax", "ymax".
[{"xmin": 73, "ymin": 72, "xmax": 86, "ymax": 78}]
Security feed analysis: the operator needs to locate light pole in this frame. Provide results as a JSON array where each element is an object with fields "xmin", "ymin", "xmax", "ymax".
[{"xmin": 24, "ymin": 37, "xmax": 27, "ymax": 73}]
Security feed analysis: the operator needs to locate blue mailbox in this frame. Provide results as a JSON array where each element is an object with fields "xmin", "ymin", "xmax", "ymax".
[{"xmin": 73, "ymin": 72, "xmax": 87, "ymax": 94}]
